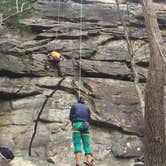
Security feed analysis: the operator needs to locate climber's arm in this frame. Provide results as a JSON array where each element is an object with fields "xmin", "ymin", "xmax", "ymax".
[{"xmin": 69, "ymin": 105, "xmax": 75, "ymax": 123}]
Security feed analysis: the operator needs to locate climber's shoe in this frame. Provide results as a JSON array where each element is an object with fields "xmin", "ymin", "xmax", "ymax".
[
  {"xmin": 130, "ymin": 162, "xmax": 144, "ymax": 166},
  {"xmin": 84, "ymin": 160, "xmax": 94, "ymax": 166},
  {"xmin": 134, "ymin": 156, "xmax": 144, "ymax": 163}
]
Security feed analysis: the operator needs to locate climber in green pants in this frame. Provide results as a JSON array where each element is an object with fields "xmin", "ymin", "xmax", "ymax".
[{"xmin": 69, "ymin": 97, "xmax": 94, "ymax": 166}]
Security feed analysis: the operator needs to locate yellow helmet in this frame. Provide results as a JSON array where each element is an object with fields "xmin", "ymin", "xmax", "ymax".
[{"xmin": 51, "ymin": 51, "xmax": 61, "ymax": 58}]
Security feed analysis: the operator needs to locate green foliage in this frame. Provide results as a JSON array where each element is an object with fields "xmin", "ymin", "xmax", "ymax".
[
  {"xmin": 0, "ymin": 0, "xmax": 31, "ymax": 16},
  {"xmin": 0, "ymin": 0, "xmax": 32, "ymax": 31}
]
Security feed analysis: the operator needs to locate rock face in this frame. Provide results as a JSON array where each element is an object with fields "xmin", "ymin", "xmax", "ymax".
[{"xmin": 0, "ymin": 0, "xmax": 165, "ymax": 166}]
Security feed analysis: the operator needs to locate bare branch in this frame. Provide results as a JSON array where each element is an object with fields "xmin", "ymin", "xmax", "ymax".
[
  {"xmin": 16, "ymin": 0, "xmax": 19, "ymax": 13},
  {"xmin": 2, "ymin": 7, "xmax": 31, "ymax": 23},
  {"xmin": 0, "ymin": 13, "xmax": 3, "ymax": 26},
  {"xmin": 115, "ymin": 0, "xmax": 145, "ymax": 118},
  {"xmin": 21, "ymin": 3, "xmax": 25, "ymax": 12}
]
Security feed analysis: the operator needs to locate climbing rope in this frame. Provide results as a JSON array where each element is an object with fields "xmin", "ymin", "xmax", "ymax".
[
  {"xmin": 29, "ymin": 0, "xmax": 63, "ymax": 156},
  {"xmin": 28, "ymin": 78, "xmax": 65, "ymax": 156},
  {"xmin": 56, "ymin": 0, "xmax": 61, "ymax": 40},
  {"xmin": 78, "ymin": 0, "xmax": 83, "ymax": 98},
  {"xmin": 115, "ymin": 0, "xmax": 146, "ymax": 118}
]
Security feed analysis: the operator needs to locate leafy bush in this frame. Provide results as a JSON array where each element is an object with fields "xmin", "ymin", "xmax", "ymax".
[{"xmin": 0, "ymin": 0, "xmax": 32, "ymax": 31}]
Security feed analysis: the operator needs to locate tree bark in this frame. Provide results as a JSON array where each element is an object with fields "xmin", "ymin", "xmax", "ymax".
[
  {"xmin": 16, "ymin": 0, "xmax": 19, "ymax": 13},
  {"xmin": 141, "ymin": 0, "xmax": 166, "ymax": 166},
  {"xmin": 0, "ymin": 13, "xmax": 3, "ymax": 26}
]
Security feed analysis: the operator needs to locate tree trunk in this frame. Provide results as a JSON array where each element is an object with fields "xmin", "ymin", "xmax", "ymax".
[
  {"xmin": 141, "ymin": 0, "xmax": 166, "ymax": 166},
  {"xmin": 0, "ymin": 13, "xmax": 3, "ymax": 26},
  {"xmin": 16, "ymin": 0, "xmax": 19, "ymax": 13}
]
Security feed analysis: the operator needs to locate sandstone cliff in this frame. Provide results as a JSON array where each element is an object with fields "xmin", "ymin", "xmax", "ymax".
[{"xmin": 0, "ymin": 0, "xmax": 165, "ymax": 166}]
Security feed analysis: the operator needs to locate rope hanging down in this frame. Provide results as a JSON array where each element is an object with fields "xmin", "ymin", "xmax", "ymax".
[
  {"xmin": 29, "ymin": 0, "xmax": 63, "ymax": 156},
  {"xmin": 115, "ymin": 0, "xmax": 145, "ymax": 118},
  {"xmin": 56, "ymin": 0, "xmax": 61, "ymax": 40},
  {"xmin": 78, "ymin": 0, "xmax": 83, "ymax": 98},
  {"xmin": 28, "ymin": 78, "xmax": 65, "ymax": 156}
]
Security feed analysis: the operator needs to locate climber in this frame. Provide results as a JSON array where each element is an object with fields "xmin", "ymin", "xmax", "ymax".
[
  {"xmin": 44, "ymin": 51, "xmax": 64, "ymax": 76},
  {"xmin": 69, "ymin": 96, "xmax": 94, "ymax": 166}
]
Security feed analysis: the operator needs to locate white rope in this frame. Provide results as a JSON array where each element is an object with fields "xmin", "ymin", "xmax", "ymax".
[
  {"xmin": 78, "ymin": 0, "xmax": 83, "ymax": 98},
  {"xmin": 56, "ymin": 0, "xmax": 61, "ymax": 39}
]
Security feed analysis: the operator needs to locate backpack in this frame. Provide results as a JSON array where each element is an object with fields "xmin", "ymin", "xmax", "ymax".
[{"xmin": 0, "ymin": 147, "xmax": 14, "ymax": 160}]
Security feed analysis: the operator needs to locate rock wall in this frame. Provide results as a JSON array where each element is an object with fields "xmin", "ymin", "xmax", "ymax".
[{"xmin": 0, "ymin": 0, "xmax": 165, "ymax": 166}]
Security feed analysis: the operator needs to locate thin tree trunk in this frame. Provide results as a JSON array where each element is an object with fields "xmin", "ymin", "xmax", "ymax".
[
  {"xmin": 0, "ymin": 13, "xmax": 3, "ymax": 26},
  {"xmin": 16, "ymin": 0, "xmax": 19, "ymax": 13},
  {"xmin": 141, "ymin": 0, "xmax": 166, "ymax": 166},
  {"xmin": 2, "ymin": 7, "xmax": 31, "ymax": 23},
  {"xmin": 115, "ymin": 0, "xmax": 145, "ymax": 118}
]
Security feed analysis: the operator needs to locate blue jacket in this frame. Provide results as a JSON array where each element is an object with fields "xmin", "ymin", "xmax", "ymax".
[{"xmin": 69, "ymin": 102, "xmax": 91, "ymax": 123}]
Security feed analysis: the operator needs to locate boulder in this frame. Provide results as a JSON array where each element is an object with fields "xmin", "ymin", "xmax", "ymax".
[
  {"xmin": 0, "ymin": 39, "xmax": 18, "ymax": 53},
  {"xmin": 111, "ymin": 132, "xmax": 143, "ymax": 157},
  {"xmin": 92, "ymin": 40, "xmax": 130, "ymax": 62},
  {"xmin": 19, "ymin": 18, "xmax": 60, "ymax": 32},
  {"xmin": 36, "ymin": 0, "xmax": 119, "ymax": 23},
  {"xmin": 83, "ymin": 78, "xmax": 144, "ymax": 135},
  {"xmin": 79, "ymin": 59, "xmax": 131, "ymax": 80},
  {"xmin": 0, "ymin": 77, "xmax": 42, "ymax": 99},
  {"xmin": 0, "ymin": 53, "xmax": 28, "ymax": 76},
  {"xmin": 10, "ymin": 157, "xmax": 36, "ymax": 166}
]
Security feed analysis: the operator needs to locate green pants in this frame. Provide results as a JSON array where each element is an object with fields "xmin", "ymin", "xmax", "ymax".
[{"xmin": 73, "ymin": 122, "xmax": 92, "ymax": 155}]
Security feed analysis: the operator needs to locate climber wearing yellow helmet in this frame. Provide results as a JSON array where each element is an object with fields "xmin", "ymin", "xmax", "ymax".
[
  {"xmin": 44, "ymin": 51, "xmax": 64, "ymax": 76},
  {"xmin": 50, "ymin": 51, "xmax": 61, "ymax": 59}
]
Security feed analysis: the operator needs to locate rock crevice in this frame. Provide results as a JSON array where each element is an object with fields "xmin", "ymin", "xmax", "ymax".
[{"xmin": 0, "ymin": 0, "xmax": 165, "ymax": 165}]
